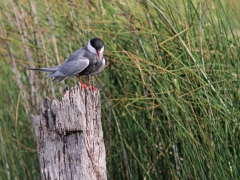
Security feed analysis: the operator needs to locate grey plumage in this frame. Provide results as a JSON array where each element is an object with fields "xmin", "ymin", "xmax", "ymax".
[
  {"xmin": 30, "ymin": 66, "xmax": 60, "ymax": 72},
  {"xmin": 29, "ymin": 38, "xmax": 105, "ymax": 84}
]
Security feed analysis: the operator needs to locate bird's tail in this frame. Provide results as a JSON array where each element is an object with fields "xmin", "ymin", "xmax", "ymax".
[
  {"xmin": 29, "ymin": 66, "xmax": 60, "ymax": 73},
  {"xmin": 29, "ymin": 66, "xmax": 68, "ymax": 82}
]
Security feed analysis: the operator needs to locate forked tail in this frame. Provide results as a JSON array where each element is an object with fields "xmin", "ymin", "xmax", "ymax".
[{"xmin": 29, "ymin": 66, "xmax": 60, "ymax": 73}]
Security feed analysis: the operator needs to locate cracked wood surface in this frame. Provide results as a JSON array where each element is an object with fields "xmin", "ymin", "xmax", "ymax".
[{"xmin": 31, "ymin": 84, "xmax": 106, "ymax": 180}]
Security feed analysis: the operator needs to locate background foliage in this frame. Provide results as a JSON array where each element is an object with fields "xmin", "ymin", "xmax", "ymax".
[{"xmin": 0, "ymin": 0, "xmax": 239, "ymax": 179}]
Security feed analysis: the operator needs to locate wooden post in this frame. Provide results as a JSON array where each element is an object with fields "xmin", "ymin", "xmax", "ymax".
[{"xmin": 31, "ymin": 85, "xmax": 107, "ymax": 180}]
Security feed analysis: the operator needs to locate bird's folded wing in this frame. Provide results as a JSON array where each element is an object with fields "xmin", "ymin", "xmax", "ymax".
[{"xmin": 54, "ymin": 58, "xmax": 89, "ymax": 77}]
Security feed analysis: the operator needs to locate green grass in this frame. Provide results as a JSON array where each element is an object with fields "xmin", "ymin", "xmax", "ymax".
[{"xmin": 0, "ymin": 0, "xmax": 239, "ymax": 179}]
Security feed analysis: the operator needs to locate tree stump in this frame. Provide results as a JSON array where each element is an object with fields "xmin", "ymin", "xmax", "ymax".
[{"xmin": 31, "ymin": 84, "xmax": 107, "ymax": 180}]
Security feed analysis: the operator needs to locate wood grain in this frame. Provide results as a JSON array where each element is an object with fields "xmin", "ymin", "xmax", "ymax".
[{"xmin": 31, "ymin": 84, "xmax": 106, "ymax": 180}]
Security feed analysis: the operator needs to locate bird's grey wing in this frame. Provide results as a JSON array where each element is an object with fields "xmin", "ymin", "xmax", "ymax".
[
  {"xmin": 48, "ymin": 58, "xmax": 89, "ymax": 78},
  {"xmin": 60, "ymin": 58, "xmax": 89, "ymax": 76},
  {"xmin": 46, "ymin": 49, "xmax": 90, "ymax": 82}
]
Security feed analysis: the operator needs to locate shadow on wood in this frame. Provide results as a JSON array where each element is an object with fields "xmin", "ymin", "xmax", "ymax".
[{"xmin": 31, "ymin": 84, "xmax": 106, "ymax": 180}]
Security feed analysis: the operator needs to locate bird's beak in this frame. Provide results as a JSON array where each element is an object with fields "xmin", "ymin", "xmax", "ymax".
[{"xmin": 97, "ymin": 51, "xmax": 100, "ymax": 59}]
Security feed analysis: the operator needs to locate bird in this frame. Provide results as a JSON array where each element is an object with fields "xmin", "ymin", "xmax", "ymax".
[{"xmin": 29, "ymin": 38, "xmax": 105, "ymax": 90}]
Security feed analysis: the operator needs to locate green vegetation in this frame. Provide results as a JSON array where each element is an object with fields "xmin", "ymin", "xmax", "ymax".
[{"xmin": 0, "ymin": 0, "xmax": 239, "ymax": 179}]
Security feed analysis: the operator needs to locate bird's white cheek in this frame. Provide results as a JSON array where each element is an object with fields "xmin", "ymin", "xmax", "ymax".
[
  {"xmin": 87, "ymin": 41, "xmax": 97, "ymax": 54},
  {"xmin": 100, "ymin": 46, "xmax": 104, "ymax": 54}
]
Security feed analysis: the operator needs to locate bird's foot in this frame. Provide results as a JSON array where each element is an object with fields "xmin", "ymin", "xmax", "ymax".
[
  {"xmin": 89, "ymin": 85, "xmax": 98, "ymax": 91},
  {"xmin": 79, "ymin": 81, "xmax": 87, "ymax": 90}
]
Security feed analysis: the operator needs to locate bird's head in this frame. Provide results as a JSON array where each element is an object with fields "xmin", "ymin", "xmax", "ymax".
[{"xmin": 87, "ymin": 38, "xmax": 104, "ymax": 59}]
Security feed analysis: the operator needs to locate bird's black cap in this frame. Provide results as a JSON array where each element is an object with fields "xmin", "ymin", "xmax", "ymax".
[{"xmin": 90, "ymin": 38, "xmax": 104, "ymax": 51}]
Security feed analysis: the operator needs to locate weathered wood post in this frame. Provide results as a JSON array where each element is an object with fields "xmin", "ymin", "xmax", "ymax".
[{"xmin": 31, "ymin": 84, "xmax": 106, "ymax": 180}]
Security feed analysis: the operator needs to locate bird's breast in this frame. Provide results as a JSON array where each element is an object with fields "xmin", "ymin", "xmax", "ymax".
[{"xmin": 79, "ymin": 57, "xmax": 104, "ymax": 75}]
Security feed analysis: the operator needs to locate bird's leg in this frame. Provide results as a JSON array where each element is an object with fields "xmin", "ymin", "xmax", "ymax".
[
  {"xmin": 88, "ymin": 76, "xmax": 97, "ymax": 91},
  {"xmin": 78, "ymin": 76, "xmax": 87, "ymax": 89}
]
